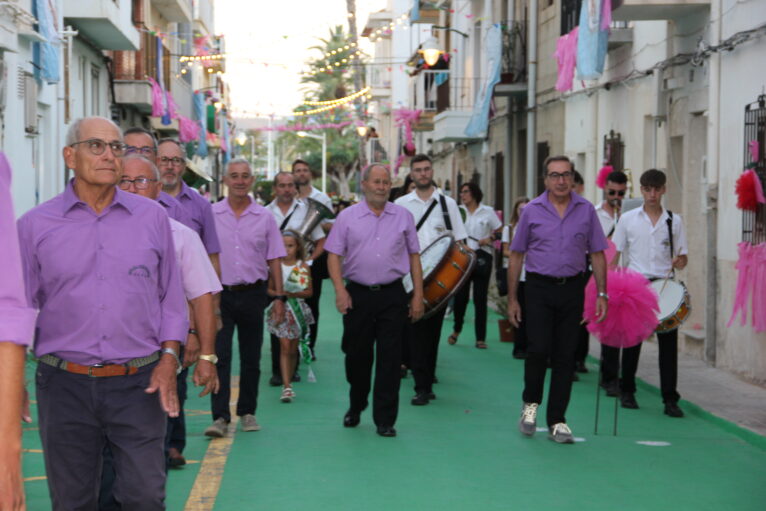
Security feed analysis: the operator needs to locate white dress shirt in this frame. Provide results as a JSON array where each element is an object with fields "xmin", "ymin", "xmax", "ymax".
[
  {"xmin": 395, "ymin": 188, "xmax": 467, "ymax": 250},
  {"xmin": 461, "ymin": 203, "xmax": 502, "ymax": 254},
  {"xmin": 612, "ymin": 206, "xmax": 688, "ymax": 279},
  {"xmin": 266, "ymin": 198, "xmax": 325, "ymax": 242},
  {"xmin": 595, "ymin": 202, "xmax": 618, "ymax": 238}
]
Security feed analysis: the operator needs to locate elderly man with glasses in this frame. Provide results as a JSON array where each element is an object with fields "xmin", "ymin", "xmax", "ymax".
[
  {"xmin": 507, "ymin": 155, "xmax": 609, "ymax": 444},
  {"xmin": 17, "ymin": 116, "xmax": 187, "ymax": 509}
]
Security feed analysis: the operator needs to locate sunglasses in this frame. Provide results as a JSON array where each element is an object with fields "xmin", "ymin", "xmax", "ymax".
[{"xmin": 607, "ymin": 190, "xmax": 626, "ymax": 197}]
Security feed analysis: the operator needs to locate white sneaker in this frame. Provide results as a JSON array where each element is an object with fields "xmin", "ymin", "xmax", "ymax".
[
  {"xmin": 548, "ymin": 422, "xmax": 575, "ymax": 444},
  {"xmin": 240, "ymin": 414, "xmax": 261, "ymax": 432},
  {"xmin": 204, "ymin": 417, "xmax": 228, "ymax": 438},
  {"xmin": 519, "ymin": 403, "xmax": 538, "ymax": 436},
  {"xmin": 280, "ymin": 387, "xmax": 294, "ymax": 403}
]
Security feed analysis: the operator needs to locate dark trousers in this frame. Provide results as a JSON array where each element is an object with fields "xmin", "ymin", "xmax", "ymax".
[
  {"xmin": 307, "ymin": 252, "xmax": 328, "ymax": 351},
  {"xmin": 212, "ymin": 285, "xmax": 267, "ymax": 421},
  {"xmin": 453, "ymin": 250, "xmax": 493, "ymax": 341},
  {"xmin": 513, "ymin": 281, "xmax": 528, "ymax": 355},
  {"xmin": 166, "ymin": 363, "xmax": 188, "ymax": 452},
  {"xmin": 342, "ymin": 281, "xmax": 408, "ymax": 427},
  {"xmin": 411, "ymin": 307, "xmax": 447, "ymax": 395},
  {"xmin": 37, "ymin": 361, "xmax": 166, "ymax": 511},
  {"xmin": 522, "ymin": 274, "xmax": 585, "ymax": 427},
  {"xmin": 601, "ymin": 328, "xmax": 681, "ymax": 403}
]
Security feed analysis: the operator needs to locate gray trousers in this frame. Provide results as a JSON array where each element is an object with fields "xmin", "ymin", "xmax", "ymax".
[{"xmin": 36, "ymin": 361, "xmax": 167, "ymax": 511}]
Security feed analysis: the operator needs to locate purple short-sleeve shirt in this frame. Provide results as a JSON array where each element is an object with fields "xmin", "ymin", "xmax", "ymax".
[
  {"xmin": 325, "ymin": 200, "xmax": 420, "ymax": 286},
  {"xmin": 0, "ymin": 153, "xmax": 36, "ymax": 346},
  {"xmin": 212, "ymin": 198, "xmax": 287, "ymax": 285},
  {"xmin": 510, "ymin": 191, "xmax": 608, "ymax": 277},
  {"xmin": 175, "ymin": 182, "xmax": 221, "ymax": 255},
  {"xmin": 17, "ymin": 181, "xmax": 189, "ymax": 365},
  {"xmin": 159, "ymin": 191, "xmax": 194, "ymax": 230}
]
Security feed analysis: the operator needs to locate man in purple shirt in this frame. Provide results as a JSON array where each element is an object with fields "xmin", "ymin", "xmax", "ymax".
[
  {"xmin": 326, "ymin": 164, "xmax": 424, "ymax": 437},
  {"xmin": 17, "ymin": 117, "xmax": 188, "ymax": 509},
  {"xmin": 0, "ymin": 152, "xmax": 36, "ymax": 511},
  {"xmin": 507, "ymin": 155, "xmax": 608, "ymax": 444},
  {"xmin": 204, "ymin": 158, "xmax": 286, "ymax": 438}
]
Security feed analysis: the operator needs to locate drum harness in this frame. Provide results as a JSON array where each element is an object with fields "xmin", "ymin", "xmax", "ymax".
[{"xmin": 416, "ymin": 194, "xmax": 453, "ymax": 233}]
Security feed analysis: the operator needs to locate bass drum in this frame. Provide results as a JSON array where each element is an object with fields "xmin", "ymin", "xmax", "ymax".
[{"xmin": 403, "ymin": 234, "xmax": 476, "ymax": 320}]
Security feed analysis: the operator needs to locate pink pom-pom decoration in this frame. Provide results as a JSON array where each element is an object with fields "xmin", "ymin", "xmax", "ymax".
[
  {"xmin": 596, "ymin": 165, "xmax": 613, "ymax": 189},
  {"xmin": 583, "ymin": 268, "xmax": 659, "ymax": 348},
  {"xmin": 735, "ymin": 169, "xmax": 765, "ymax": 212}
]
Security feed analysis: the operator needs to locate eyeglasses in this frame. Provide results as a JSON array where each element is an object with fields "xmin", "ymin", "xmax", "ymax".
[
  {"xmin": 159, "ymin": 156, "xmax": 185, "ymax": 166},
  {"xmin": 546, "ymin": 171, "xmax": 573, "ymax": 180},
  {"xmin": 70, "ymin": 139, "xmax": 126, "ymax": 157},
  {"xmin": 118, "ymin": 177, "xmax": 158, "ymax": 190},
  {"xmin": 607, "ymin": 189, "xmax": 626, "ymax": 197},
  {"xmin": 125, "ymin": 145, "xmax": 156, "ymax": 157}
]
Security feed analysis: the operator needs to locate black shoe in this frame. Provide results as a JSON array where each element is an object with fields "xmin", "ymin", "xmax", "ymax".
[
  {"xmin": 343, "ymin": 410, "xmax": 360, "ymax": 428},
  {"xmin": 400, "ymin": 366, "xmax": 408, "ymax": 379},
  {"xmin": 572, "ymin": 372, "xmax": 580, "ymax": 382},
  {"xmin": 411, "ymin": 393, "xmax": 430, "ymax": 406},
  {"xmin": 376, "ymin": 426, "xmax": 397, "ymax": 437},
  {"xmin": 512, "ymin": 350, "xmax": 528, "ymax": 360},
  {"xmin": 433, "ymin": 376, "xmax": 439, "ymax": 384},
  {"xmin": 664, "ymin": 402, "xmax": 684, "ymax": 418},
  {"xmin": 292, "ymin": 372, "xmax": 301, "ymax": 383},
  {"xmin": 427, "ymin": 392, "xmax": 436, "ymax": 400},
  {"xmin": 601, "ymin": 380, "xmax": 620, "ymax": 397},
  {"xmin": 575, "ymin": 361, "xmax": 588, "ymax": 373},
  {"xmin": 620, "ymin": 393, "xmax": 639, "ymax": 409},
  {"xmin": 269, "ymin": 375, "xmax": 281, "ymax": 387}
]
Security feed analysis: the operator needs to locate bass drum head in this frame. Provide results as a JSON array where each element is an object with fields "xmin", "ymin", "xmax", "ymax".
[
  {"xmin": 650, "ymin": 279, "xmax": 686, "ymax": 322},
  {"xmin": 403, "ymin": 234, "xmax": 454, "ymax": 293}
]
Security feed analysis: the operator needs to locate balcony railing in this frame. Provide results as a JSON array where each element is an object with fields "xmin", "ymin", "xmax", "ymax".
[
  {"xmin": 368, "ymin": 66, "xmax": 392, "ymax": 90},
  {"xmin": 501, "ymin": 20, "xmax": 527, "ymax": 84},
  {"xmin": 435, "ymin": 76, "xmax": 478, "ymax": 114},
  {"xmin": 412, "ymin": 70, "xmax": 449, "ymax": 112},
  {"xmin": 113, "ymin": 29, "xmax": 171, "ymax": 90}
]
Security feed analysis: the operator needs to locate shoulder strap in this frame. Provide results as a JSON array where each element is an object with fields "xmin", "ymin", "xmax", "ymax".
[
  {"xmin": 439, "ymin": 194, "xmax": 453, "ymax": 232},
  {"xmin": 666, "ymin": 210, "xmax": 674, "ymax": 260},
  {"xmin": 416, "ymin": 199, "xmax": 439, "ymax": 231},
  {"xmin": 280, "ymin": 206, "xmax": 297, "ymax": 231}
]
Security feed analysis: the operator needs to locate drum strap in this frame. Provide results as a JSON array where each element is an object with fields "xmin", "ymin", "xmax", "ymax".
[
  {"xmin": 280, "ymin": 206, "xmax": 297, "ymax": 231},
  {"xmin": 416, "ymin": 199, "xmax": 439, "ymax": 231},
  {"xmin": 439, "ymin": 195, "xmax": 453, "ymax": 231},
  {"xmin": 666, "ymin": 210, "xmax": 675, "ymax": 278}
]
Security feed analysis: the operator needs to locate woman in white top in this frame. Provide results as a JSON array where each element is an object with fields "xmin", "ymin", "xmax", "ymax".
[
  {"xmin": 502, "ymin": 197, "xmax": 530, "ymax": 359},
  {"xmin": 266, "ymin": 231, "xmax": 314, "ymax": 402},
  {"xmin": 448, "ymin": 182, "xmax": 502, "ymax": 349}
]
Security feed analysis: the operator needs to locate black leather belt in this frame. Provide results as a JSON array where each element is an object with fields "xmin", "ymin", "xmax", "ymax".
[
  {"xmin": 222, "ymin": 281, "xmax": 265, "ymax": 292},
  {"xmin": 526, "ymin": 272, "xmax": 584, "ymax": 285},
  {"xmin": 347, "ymin": 280, "xmax": 402, "ymax": 291}
]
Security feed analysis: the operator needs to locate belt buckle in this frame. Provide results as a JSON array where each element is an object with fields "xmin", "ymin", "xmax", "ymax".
[
  {"xmin": 88, "ymin": 363, "xmax": 104, "ymax": 377},
  {"xmin": 370, "ymin": 284, "xmax": 381, "ymax": 291},
  {"xmin": 556, "ymin": 277, "xmax": 567, "ymax": 285}
]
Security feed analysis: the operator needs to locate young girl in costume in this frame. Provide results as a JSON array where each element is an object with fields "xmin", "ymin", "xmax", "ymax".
[{"xmin": 266, "ymin": 230, "xmax": 314, "ymax": 403}]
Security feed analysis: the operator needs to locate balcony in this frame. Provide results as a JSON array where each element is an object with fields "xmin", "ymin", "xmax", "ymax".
[
  {"xmin": 362, "ymin": 10, "xmax": 393, "ymax": 38},
  {"xmin": 433, "ymin": 77, "xmax": 481, "ymax": 142},
  {"xmin": 608, "ymin": 21, "xmax": 633, "ymax": 49},
  {"xmin": 410, "ymin": 70, "xmax": 446, "ymax": 131},
  {"xmin": 193, "ymin": 0, "xmax": 215, "ymax": 35},
  {"xmin": 153, "ymin": 0, "xmax": 192, "ymax": 23},
  {"xmin": 410, "ymin": 1, "xmax": 440, "ymax": 24},
  {"xmin": 611, "ymin": 0, "xmax": 710, "ymax": 21},
  {"xmin": 64, "ymin": 0, "xmax": 139, "ymax": 50},
  {"xmin": 113, "ymin": 31, "xmax": 170, "ymax": 112},
  {"xmin": 494, "ymin": 20, "xmax": 528, "ymax": 97},
  {"xmin": 368, "ymin": 66, "xmax": 391, "ymax": 99}
]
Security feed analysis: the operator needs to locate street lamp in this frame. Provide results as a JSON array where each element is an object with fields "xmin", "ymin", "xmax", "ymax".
[
  {"xmin": 419, "ymin": 37, "xmax": 442, "ymax": 66},
  {"xmin": 235, "ymin": 132, "xmax": 256, "ymax": 170},
  {"xmin": 296, "ymin": 131, "xmax": 327, "ymax": 193}
]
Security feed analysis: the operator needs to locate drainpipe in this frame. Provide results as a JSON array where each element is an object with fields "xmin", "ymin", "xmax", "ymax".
[
  {"xmin": 705, "ymin": 0, "xmax": 721, "ymax": 366},
  {"xmin": 504, "ymin": 0, "xmax": 516, "ymax": 220},
  {"xmin": 526, "ymin": 0, "xmax": 538, "ymax": 198}
]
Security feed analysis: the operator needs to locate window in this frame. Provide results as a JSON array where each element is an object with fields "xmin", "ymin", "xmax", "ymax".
[
  {"xmin": 743, "ymin": 95, "xmax": 766, "ymax": 244},
  {"xmin": 561, "ymin": 0, "xmax": 582, "ymax": 35},
  {"xmin": 603, "ymin": 130, "xmax": 625, "ymax": 172}
]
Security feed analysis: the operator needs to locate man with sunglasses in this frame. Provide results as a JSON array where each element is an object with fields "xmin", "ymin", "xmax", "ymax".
[
  {"xmin": 507, "ymin": 155, "xmax": 609, "ymax": 444},
  {"xmin": 17, "ymin": 116, "xmax": 187, "ymax": 509},
  {"xmin": 596, "ymin": 170, "xmax": 628, "ymax": 239}
]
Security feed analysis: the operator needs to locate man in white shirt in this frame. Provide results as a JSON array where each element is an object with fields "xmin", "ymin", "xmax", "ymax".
[
  {"xmin": 267, "ymin": 171, "xmax": 326, "ymax": 385},
  {"xmin": 595, "ymin": 170, "xmax": 628, "ymax": 239},
  {"xmin": 292, "ymin": 159, "xmax": 334, "ymax": 360},
  {"xmin": 609, "ymin": 169, "xmax": 688, "ymax": 417},
  {"xmin": 395, "ymin": 154, "xmax": 467, "ymax": 406}
]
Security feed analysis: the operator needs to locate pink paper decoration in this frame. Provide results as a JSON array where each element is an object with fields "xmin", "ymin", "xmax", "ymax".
[
  {"xmin": 728, "ymin": 242, "xmax": 766, "ymax": 332},
  {"xmin": 554, "ymin": 27, "xmax": 579, "ymax": 92}
]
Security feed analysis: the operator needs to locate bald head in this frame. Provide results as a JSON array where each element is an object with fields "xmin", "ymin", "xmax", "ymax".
[{"xmin": 121, "ymin": 154, "xmax": 161, "ymax": 200}]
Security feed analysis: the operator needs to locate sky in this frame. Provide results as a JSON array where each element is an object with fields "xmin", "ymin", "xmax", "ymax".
[{"xmin": 216, "ymin": 0, "xmax": 388, "ymax": 119}]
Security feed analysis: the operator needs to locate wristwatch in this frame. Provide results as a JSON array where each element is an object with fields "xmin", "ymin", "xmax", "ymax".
[
  {"xmin": 188, "ymin": 328, "xmax": 198, "ymax": 336},
  {"xmin": 597, "ymin": 292, "xmax": 609, "ymax": 300},
  {"xmin": 199, "ymin": 354, "xmax": 219, "ymax": 365},
  {"xmin": 161, "ymin": 347, "xmax": 183, "ymax": 375}
]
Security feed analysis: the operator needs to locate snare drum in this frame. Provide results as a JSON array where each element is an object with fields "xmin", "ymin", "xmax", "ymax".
[
  {"xmin": 403, "ymin": 234, "xmax": 476, "ymax": 319},
  {"xmin": 650, "ymin": 279, "xmax": 691, "ymax": 333}
]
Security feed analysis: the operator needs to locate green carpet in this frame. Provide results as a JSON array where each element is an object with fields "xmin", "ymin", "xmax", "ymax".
[{"xmin": 22, "ymin": 285, "xmax": 766, "ymax": 510}]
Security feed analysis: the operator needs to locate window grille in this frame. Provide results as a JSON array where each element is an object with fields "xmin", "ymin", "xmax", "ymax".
[
  {"xmin": 561, "ymin": 0, "xmax": 582, "ymax": 35},
  {"xmin": 603, "ymin": 130, "xmax": 625, "ymax": 172},
  {"xmin": 743, "ymin": 94, "xmax": 766, "ymax": 244}
]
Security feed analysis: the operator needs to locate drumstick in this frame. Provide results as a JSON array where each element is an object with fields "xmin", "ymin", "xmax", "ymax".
[{"xmin": 658, "ymin": 246, "xmax": 677, "ymax": 294}]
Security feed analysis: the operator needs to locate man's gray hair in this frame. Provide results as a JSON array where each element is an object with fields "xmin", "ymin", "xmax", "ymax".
[
  {"xmin": 273, "ymin": 170, "xmax": 293, "ymax": 185},
  {"xmin": 65, "ymin": 116, "xmax": 122, "ymax": 146},
  {"xmin": 122, "ymin": 153, "xmax": 160, "ymax": 179},
  {"xmin": 362, "ymin": 163, "xmax": 391, "ymax": 182},
  {"xmin": 124, "ymin": 127, "xmax": 158, "ymax": 150},
  {"xmin": 227, "ymin": 157, "xmax": 252, "ymax": 174}
]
